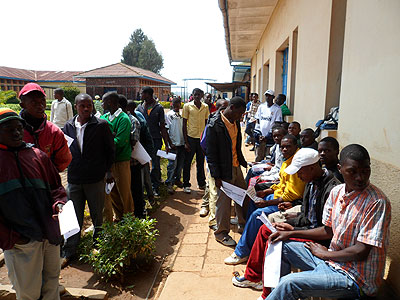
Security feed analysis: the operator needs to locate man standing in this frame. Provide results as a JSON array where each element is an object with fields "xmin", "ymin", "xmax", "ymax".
[
  {"xmin": 182, "ymin": 88, "xmax": 210, "ymax": 193},
  {"xmin": 206, "ymin": 96, "xmax": 247, "ymax": 246},
  {"xmin": 61, "ymin": 94, "xmax": 114, "ymax": 266},
  {"xmin": 244, "ymin": 93, "xmax": 260, "ymax": 148},
  {"xmin": 50, "ymin": 88, "xmax": 73, "ymax": 128},
  {"xmin": 136, "ymin": 87, "xmax": 171, "ymax": 196},
  {"xmin": 254, "ymin": 90, "xmax": 282, "ymax": 162},
  {"xmin": 101, "ymin": 92, "xmax": 133, "ymax": 222}
]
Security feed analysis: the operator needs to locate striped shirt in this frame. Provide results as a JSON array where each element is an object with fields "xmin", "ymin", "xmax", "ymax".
[{"xmin": 322, "ymin": 183, "xmax": 391, "ymax": 296}]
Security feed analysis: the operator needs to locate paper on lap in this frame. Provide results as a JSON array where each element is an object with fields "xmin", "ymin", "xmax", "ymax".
[
  {"xmin": 263, "ymin": 240, "xmax": 282, "ymax": 287},
  {"xmin": 246, "ymin": 186, "xmax": 266, "ymax": 203},
  {"xmin": 221, "ymin": 181, "xmax": 247, "ymax": 206},
  {"xmin": 256, "ymin": 211, "xmax": 277, "ymax": 233}
]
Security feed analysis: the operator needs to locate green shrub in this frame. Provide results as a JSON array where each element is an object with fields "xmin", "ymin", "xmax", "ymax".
[
  {"xmin": 78, "ymin": 214, "xmax": 158, "ymax": 281},
  {"xmin": 62, "ymin": 86, "xmax": 80, "ymax": 113},
  {"xmin": 159, "ymin": 101, "xmax": 183, "ymax": 109},
  {"xmin": 0, "ymin": 90, "xmax": 18, "ymax": 104},
  {"xmin": 0, "ymin": 103, "xmax": 21, "ymax": 112}
]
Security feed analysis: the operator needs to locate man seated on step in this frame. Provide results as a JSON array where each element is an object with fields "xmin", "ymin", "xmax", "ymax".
[
  {"xmin": 264, "ymin": 144, "xmax": 391, "ymax": 300},
  {"xmin": 230, "ymin": 148, "xmax": 340, "ymax": 300}
]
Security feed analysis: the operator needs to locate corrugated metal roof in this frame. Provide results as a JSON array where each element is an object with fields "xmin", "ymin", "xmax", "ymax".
[{"xmin": 0, "ymin": 66, "xmax": 84, "ymax": 82}]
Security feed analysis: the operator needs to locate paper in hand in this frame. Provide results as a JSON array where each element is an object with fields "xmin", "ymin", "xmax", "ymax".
[
  {"xmin": 263, "ymin": 240, "xmax": 282, "ymax": 287},
  {"xmin": 131, "ymin": 142, "xmax": 152, "ymax": 165},
  {"xmin": 58, "ymin": 200, "xmax": 80, "ymax": 240},
  {"xmin": 256, "ymin": 211, "xmax": 277, "ymax": 233},
  {"xmin": 64, "ymin": 134, "xmax": 74, "ymax": 148},
  {"xmin": 157, "ymin": 150, "xmax": 176, "ymax": 160},
  {"xmin": 246, "ymin": 186, "xmax": 266, "ymax": 203},
  {"xmin": 221, "ymin": 181, "xmax": 247, "ymax": 206}
]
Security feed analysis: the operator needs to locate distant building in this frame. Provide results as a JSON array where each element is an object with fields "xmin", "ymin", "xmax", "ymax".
[
  {"xmin": 75, "ymin": 62, "xmax": 176, "ymax": 101},
  {"xmin": 0, "ymin": 66, "xmax": 85, "ymax": 97}
]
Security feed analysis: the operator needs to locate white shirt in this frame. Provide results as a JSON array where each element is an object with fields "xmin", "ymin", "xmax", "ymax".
[
  {"xmin": 74, "ymin": 117, "xmax": 88, "ymax": 153},
  {"xmin": 108, "ymin": 108, "xmax": 122, "ymax": 122},
  {"xmin": 165, "ymin": 110, "xmax": 185, "ymax": 146},
  {"xmin": 50, "ymin": 98, "xmax": 73, "ymax": 128},
  {"xmin": 254, "ymin": 103, "xmax": 282, "ymax": 136}
]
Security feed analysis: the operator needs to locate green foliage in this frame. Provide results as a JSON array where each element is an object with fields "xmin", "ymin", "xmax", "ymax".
[
  {"xmin": 159, "ymin": 101, "xmax": 183, "ymax": 109},
  {"xmin": 62, "ymin": 86, "xmax": 80, "ymax": 113},
  {"xmin": 78, "ymin": 214, "xmax": 158, "ymax": 281},
  {"xmin": 0, "ymin": 90, "xmax": 18, "ymax": 104},
  {"xmin": 121, "ymin": 29, "xmax": 164, "ymax": 74}
]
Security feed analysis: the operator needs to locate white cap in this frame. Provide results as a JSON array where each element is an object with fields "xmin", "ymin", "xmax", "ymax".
[
  {"xmin": 264, "ymin": 89, "xmax": 275, "ymax": 96},
  {"xmin": 284, "ymin": 148, "xmax": 320, "ymax": 175}
]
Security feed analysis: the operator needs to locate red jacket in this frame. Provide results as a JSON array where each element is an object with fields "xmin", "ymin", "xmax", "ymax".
[{"xmin": 22, "ymin": 113, "xmax": 72, "ymax": 172}]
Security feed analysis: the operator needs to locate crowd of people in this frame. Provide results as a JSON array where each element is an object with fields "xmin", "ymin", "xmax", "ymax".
[{"xmin": 0, "ymin": 82, "xmax": 391, "ymax": 300}]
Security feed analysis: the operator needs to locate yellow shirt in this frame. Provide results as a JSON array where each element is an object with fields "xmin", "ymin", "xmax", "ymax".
[
  {"xmin": 221, "ymin": 113, "xmax": 239, "ymax": 167},
  {"xmin": 270, "ymin": 150, "xmax": 306, "ymax": 202},
  {"xmin": 182, "ymin": 101, "xmax": 210, "ymax": 138}
]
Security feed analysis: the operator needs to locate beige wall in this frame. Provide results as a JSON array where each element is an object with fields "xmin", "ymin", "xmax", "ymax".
[
  {"xmin": 338, "ymin": 0, "xmax": 400, "ymax": 293},
  {"xmin": 37, "ymin": 81, "xmax": 86, "ymax": 100}
]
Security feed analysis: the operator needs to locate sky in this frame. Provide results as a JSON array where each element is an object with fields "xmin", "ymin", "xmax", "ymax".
[{"xmin": 1, "ymin": 0, "xmax": 233, "ymax": 96}]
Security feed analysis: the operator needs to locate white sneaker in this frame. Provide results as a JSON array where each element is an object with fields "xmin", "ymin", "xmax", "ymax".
[
  {"xmin": 232, "ymin": 275, "xmax": 263, "ymax": 290},
  {"xmin": 256, "ymin": 296, "xmax": 264, "ymax": 300},
  {"xmin": 224, "ymin": 252, "xmax": 248, "ymax": 265},
  {"xmin": 183, "ymin": 187, "xmax": 191, "ymax": 194}
]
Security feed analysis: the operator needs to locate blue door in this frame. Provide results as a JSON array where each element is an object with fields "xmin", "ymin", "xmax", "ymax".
[{"xmin": 282, "ymin": 48, "xmax": 288, "ymax": 96}]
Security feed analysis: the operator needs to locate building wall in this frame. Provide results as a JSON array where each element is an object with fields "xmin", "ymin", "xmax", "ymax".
[
  {"xmin": 36, "ymin": 81, "xmax": 86, "ymax": 99},
  {"xmin": 338, "ymin": 0, "xmax": 400, "ymax": 293},
  {"xmin": 0, "ymin": 78, "xmax": 30, "ymax": 94}
]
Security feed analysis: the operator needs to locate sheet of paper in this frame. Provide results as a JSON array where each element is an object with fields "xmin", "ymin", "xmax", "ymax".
[
  {"xmin": 58, "ymin": 200, "xmax": 80, "ymax": 240},
  {"xmin": 256, "ymin": 211, "xmax": 277, "ymax": 233},
  {"xmin": 156, "ymin": 149, "xmax": 176, "ymax": 161},
  {"xmin": 105, "ymin": 182, "xmax": 115, "ymax": 194},
  {"xmin": 246, "ymin": 186, "xmax": 266, "ymax": 202},
  {"xmin": 64, "ymin": 134, "xmax": 74, "ymax": 148},
  {"xmin": 221, "ymin": 181, "xmax": 247, "ymax": 206},
  {"xmin": 248, "ymin": 176, "xmax": 258, "ymax": 188},
  {"xmin": 252, "ymin": 163, "xmax": 270, "ymax": 173},
  {"xmin": 131, "ymin": 142, "xmax": 152, "ymax": 165},
  {"xmin": 263, "ymin": 240, "xmax": 282, "ymax": 288}
]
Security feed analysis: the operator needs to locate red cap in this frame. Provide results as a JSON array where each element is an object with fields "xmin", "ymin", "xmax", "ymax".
[{"xmin": 18, "ymin": 83, "xmax": 46, "ymax": 98}]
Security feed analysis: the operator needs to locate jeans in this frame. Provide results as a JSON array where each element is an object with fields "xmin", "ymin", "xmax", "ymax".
[
  {"xmin": 183, "ymin": 136, "xmax": 206, "ymax": 187},
  {"xmin": 234, "ymin": 194, "xmax": 278, "ymax": 258},
  {"xmin": 150, "ymin": 138, "xmax": 163, "ymax": 191},
  {"xmin": 266, "ymin": 241, "xmax": 360, "ymax": 300},
  {"xmin": 165, "ymin": 145, "xmax": 185, "ymax": 185}
]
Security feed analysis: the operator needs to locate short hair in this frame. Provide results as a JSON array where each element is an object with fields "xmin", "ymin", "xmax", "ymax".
[
  {"xmin": 127, "ymin": 100, "xmax": 137, "ymax": 109},
  {"xmin": 172, "ymin": 97, "xmax": 181, "ymax": 105},
  {"xmin": 282, "ymin": 134, "xmax": 298, "ymax": 146},
  {"xmin": 103, "ymin": 91, "xmax": 119, "ymax": 104},
  {"xmin": 216, "ymin": 99, "xmax": 228, "ymax": 109},
  {"xmin": 192, "ymin": 88, "xmax": 204, "ymax": 95},
  {"xmin": 290, "ymin": 121, "xmax": 301, "ymax": 128},
  {"xmin": 302, "ymin": 128, "xmax": 315, "ymax": 135},
  {"xmin": 277, "ymin": 94, "xmax": 286, "ymax": 100},
  {"xmin": 142, "ymin": 86, "xmax": 154, "ymax": 96},
  {"xmin": 272, "ymin": 125, "xmax": 287, "ymax": 135},
  {"xmin": 54, "ymin": 88, "xmax": 64, "ymax": 95},
  {"xmin": 229, "ymin": 96, "xmax": 246, "ymax": 109},
  {"xmin": 319, "ymin": 137, "xmax": 339, "ymax": 151},
  {"xmin": 75, "ymin": 93, "xmax": 92, "ymax": 104},
  {"xmin": 118, "ymin": 94, "xmax": 128, "ymax": 110},
  {"xmin": 340, "ymin": 144, "xmax": 370, "ymax": 164}
]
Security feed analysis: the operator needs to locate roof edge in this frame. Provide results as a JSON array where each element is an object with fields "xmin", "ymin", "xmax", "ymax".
[{"xmin": 218, "ymin": 0, "xmax": 233, "ymax": 64}]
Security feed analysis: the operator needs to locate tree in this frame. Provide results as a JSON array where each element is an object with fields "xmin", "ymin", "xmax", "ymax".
[{"xmin": 121, "ymin": 29, "xmax": 164, "ymax": 74}]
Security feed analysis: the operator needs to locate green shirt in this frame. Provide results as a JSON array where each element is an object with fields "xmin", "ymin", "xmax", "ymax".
[
  {"xmin": 281, "ymin": 104, "xmax": 291, "ymax": 116},
  {"xmin": 101, "ymin": 110, "xmax": 132, "ymax": 162}
]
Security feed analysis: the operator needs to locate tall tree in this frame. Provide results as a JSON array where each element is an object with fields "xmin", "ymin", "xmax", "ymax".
[{"xmin": 121, "ymin": 29, "xmax": 164, "ymax": 74}]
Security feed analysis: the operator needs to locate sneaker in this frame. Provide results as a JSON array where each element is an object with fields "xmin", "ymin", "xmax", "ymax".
[
  {"xmin": 230, "ymin": 216, "xmax": 239, "ymax": 225},
  {"xmin": 174, "ymin": 180, "xmax": 183, "ymax": 188},
  {"xmin": 167, "ymin": 185, "xmax": 174, "ymax": 194},
  {"xmin": 232, "ymin": 276, "xmax": 263, "ymax": 290},
  {"xmin": 60, "ymin": 257, "xmax": 70, "ymax": 269},
  {"xmin": 153, "ymin": 189, "xmax": 160, "ymax": 197},
  {"xmin": 224, "ymin": 252, "xmax": 248, "ymax": 265},
  {"xmin": 183, "ymin": 187, "xmax": 191, "ymax": 194},
  {"xmin": 216, "ymin": 235, "xmax": 236, "ymax": 247},
  {"xmin": 200, "ymin": 206, "xmax": 209, "ymax": 217},
  {"xmin": 209, "ymin": 224, "xmax": 218, "ymax": 231},
  {"xmin": 257, "ymin": 296, "xmax": 265, "ymax": 300},
  {"xmin": 198, "ymin": 184, "xmax": 206, "ymax": 190}
]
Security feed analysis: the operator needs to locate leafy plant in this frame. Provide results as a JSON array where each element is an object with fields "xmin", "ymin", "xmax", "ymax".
[
  {"xmin": 0, "ymin": 90, "xmax": 18, "ymax": 104},
  {"xmin": 78, "ymin": 214, "xmax": 158, "ymax": 281},
  {"xmin": 62, "ymin": 86, "xmax": 80, "ymax": 113}
]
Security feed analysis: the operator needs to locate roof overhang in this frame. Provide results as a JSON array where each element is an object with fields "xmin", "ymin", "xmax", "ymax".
[
  {"xmin": 218, "ymin": 0, "xmax": 278, "ymax": 63},
  {"xmin": 206, "ymin": 81, "xmax": 249, "ymax": 92}
]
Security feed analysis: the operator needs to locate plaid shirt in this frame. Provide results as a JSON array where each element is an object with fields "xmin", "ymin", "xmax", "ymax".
[
  {"xmin": 247, "ymin": 100, "xmax": 261, "ymax": 120},
  {"xmin": 322, "ymin": 183, "xmax": 391, "ymax": 296}
]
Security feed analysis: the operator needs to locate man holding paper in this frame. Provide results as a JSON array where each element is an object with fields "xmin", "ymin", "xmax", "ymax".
[{"xmin": 205, "ymin": 96, "xmax": 247, "ymax": 247}]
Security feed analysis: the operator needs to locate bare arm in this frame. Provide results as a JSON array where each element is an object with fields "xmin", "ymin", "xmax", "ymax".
[
  {"xmin": 183, "ymin": 118, "xmax": 190, "ymax": 152},
  {"xmin": 269, "ymin": 225, "xmax": 333, "ymax": 244},
  {"xmin": 305, "ymin": 241, "xmax": 372, "ymax": 262},
  {"xmin": 160, "ymin": 121, "xmax": 171, "ymax": 152}
]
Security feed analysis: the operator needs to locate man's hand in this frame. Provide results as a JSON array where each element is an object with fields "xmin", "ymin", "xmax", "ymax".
[
  {"xmin": 256, "ymin": 188, "xmax": 273, "ymax": 198},
  {"xmin": 215, "ymin": 178, "xmax": 222, "ymax": 189},
  {"xmin": 269, "ymin": 230, "xmax": 292, "ymax": 244},
  {"xmin": 165, "ymin": 145, "xmax": 171, "ymax": 154},
  {"xmin": 255, "ymin": 200, "xmax": 268, "ymax": 208},
  {"xmin": 52, "ymin": 203, "xmax": 64, "ymax": 220},
  {"xmin": 278, "ymin": 201, "xmax": 292, "ymax": 211},
  {"xmin": 170, "ymin": 144, "xmax": 177, "ymax": 151},
  {"xmin": 273, "ymin": 223, "xmax": 294, "ymax": 231},
  {"xmin": 259, "ymin": 136, "xmax": 266, "ymax": 142},
  {"xmin": 106, "ymin": 171, "xmax": 115, "ymax": 184},
  {"xmin": 304, "ymin": 242, "xmax": 329, "ymax": 260},
  {"xmin": 184, "ymin": 143, "xmax": 191, "ymax": 152}
]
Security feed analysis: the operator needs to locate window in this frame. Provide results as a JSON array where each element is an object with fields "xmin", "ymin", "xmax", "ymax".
[{"xmin": 282, "ymin": 47, "xmax": 289, "ymax": 95}]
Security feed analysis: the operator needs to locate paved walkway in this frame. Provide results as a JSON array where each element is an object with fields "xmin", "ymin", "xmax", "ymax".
[{"xmin": 156, "ymin": 140, "xmax": 260, "ymax": 300}]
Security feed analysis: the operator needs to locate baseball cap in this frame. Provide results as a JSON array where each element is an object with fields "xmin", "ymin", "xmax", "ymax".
[
  {"xmin": 95, "ymin": 95, "xmax": 100, "ymax": 100},
  {"xmin": 0, "ymin": 108, "xmax": 25, "ymax": 126},
  {"xmin": 284, "ymin": 148, "xmax": 320, "ymax": 175},
  {"xmin": 18, "ymin": 83, "xmax": 46, "ymax": 98},
  {"xmin": 264, "ymin": 89, "xmax": 275, "ymax": 96}
]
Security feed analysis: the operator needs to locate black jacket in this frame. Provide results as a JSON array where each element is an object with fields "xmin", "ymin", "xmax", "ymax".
[
  {"xmin": 205, "ymin": 110, "xmax": 246, "ymax": 180},
  {"xmin": 287, "ymin": 170, "xmax": 340, "ymax": 230},
  {"xmin": 63, "ymin": 115, "xmax": 115, "ymax": 184}
]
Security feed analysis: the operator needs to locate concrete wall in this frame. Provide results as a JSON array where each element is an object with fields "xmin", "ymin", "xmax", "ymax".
[{"xmin": 338, "ymin": 0, "xmax": 400, "ymax": 293}]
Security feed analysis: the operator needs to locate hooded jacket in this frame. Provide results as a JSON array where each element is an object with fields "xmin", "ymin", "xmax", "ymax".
[{"xmin": 205, "ymin": 110, "xmax": 246, "ymax": 180}]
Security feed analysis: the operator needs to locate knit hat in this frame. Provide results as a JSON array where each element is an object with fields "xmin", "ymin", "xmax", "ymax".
[{"xmin": 0, "ymin": 108, "xmax": 26, "ymax": 126}]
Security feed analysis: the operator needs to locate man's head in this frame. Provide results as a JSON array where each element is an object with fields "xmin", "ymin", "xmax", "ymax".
[
  {"xmin": 280, "ymin": 134, "xmax": 298, "ymax": 159},
  {"xmin": 223, "ymin": 96, "xmax": 246, "ymax": 122},
  {"xmin": 118, "ymin": 94, "xmax": 128, "ymax": 112},
  {"xmin": 54, "ymin": 88, "xmax": 64, "ymax": 101},
  {"xmin": 0, "ymin": 108, "xmax": 25, "ymax": 148},
  {"xmin": 216, "ymin": 99, "xmax": 229, "ymax": 111},
  {"xmin": 300, "ymin": 128, "xmax": 316, "ymax": 148},
  {"xmin": 94, "ymin": 95, "xmax": 101, "ymax": 100},
  {"xmin": 288, "ymin": 121, "xmax": 301, "ymax": 137},
  {"xmin": 75, "ymin": 94, "xmax": 93, "ymax": 122},
  {"xmin": 251, "ymin": 93, "xmax": 259, "ymax": 102},
  {"xmin": 102, "ymin": 92, "xmax": 120, "ymax": 113},
  {"xmin": 19, "ymin": 83, "xmax": 47, "ymax": 119},
  {"xmin": 275, "ymin": 94, "xmax": 286, "ymax": 106},
  {"xmin": 204, "ymin": 93, "xmax": 212, "ymax": 105},
  {"xmin": 141, "ymin": 87, "xmax": 154, "ymax": 102},
  {"xmin": 172, "ymin": 97, "xmax": 181, "ymax": 112},
  {"xmin": 285, "ymin": 148, "xmax": 321, "ymax": 182},
  {"xmin": 264, "ymin": 89, "xmax": 275, "ymax": 106},
  {"xmin": 339, "ymin": 144, "xmax": 371, "ymax": 192},
  {"xmin": 272, "ymin": 126, "xmax": 287, "ymax": 146},
  {"xmin": 127, "ymin": 100, "xmax": 137, "ymax": 115},
  {"xmin": 192, "ymin": 88, "xmax": 204, "ymax": 102},
  {"xmin": 318, "ymin": 137, "xmax": 339, "ymax": 167}
]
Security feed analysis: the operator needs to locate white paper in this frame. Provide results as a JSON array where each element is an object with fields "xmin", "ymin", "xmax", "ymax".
[
  {"xmin": 248, "ymin": 176, "xmax": 258, "ymax": 187},
  {"xmin": 156, "ymin": 150, "xmax": 176, "ymax": 161},
  {"xmin": 221, "ymin": 181, "xmax": 247, "ymax": 206},
  {"xmin": 246, "ymin": 186, "xmax": 266, "ymax": 203},
  {"xmin": 263, "ymin": 240, "xmax": 282, "ymax": 287},
  {"xmin": 131, "ymin": 142, "xmax": 152, "ymax": 165},
  {"xmin": 257, "ymin": 211, "xmax": 277, "ymax": 233},
  {"xmin": 58, "ymin": 200, "xmax": 80, "ymax": 240},
  {"xmin": 64, "ymin": 134, "xmax": 74, "ymax": 148},
  {"xmin": 252, "ymin": 163, "xmax": 270, "ymax": 173},
  {"xmin": 105, "ymin": 182, "xmax": 115, "ymax": 194}
]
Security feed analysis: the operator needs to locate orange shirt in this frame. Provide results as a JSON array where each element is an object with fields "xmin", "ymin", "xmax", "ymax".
[{"xmin": 221, "ymin": 113, "xmax": 239, "ymax": 167}]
